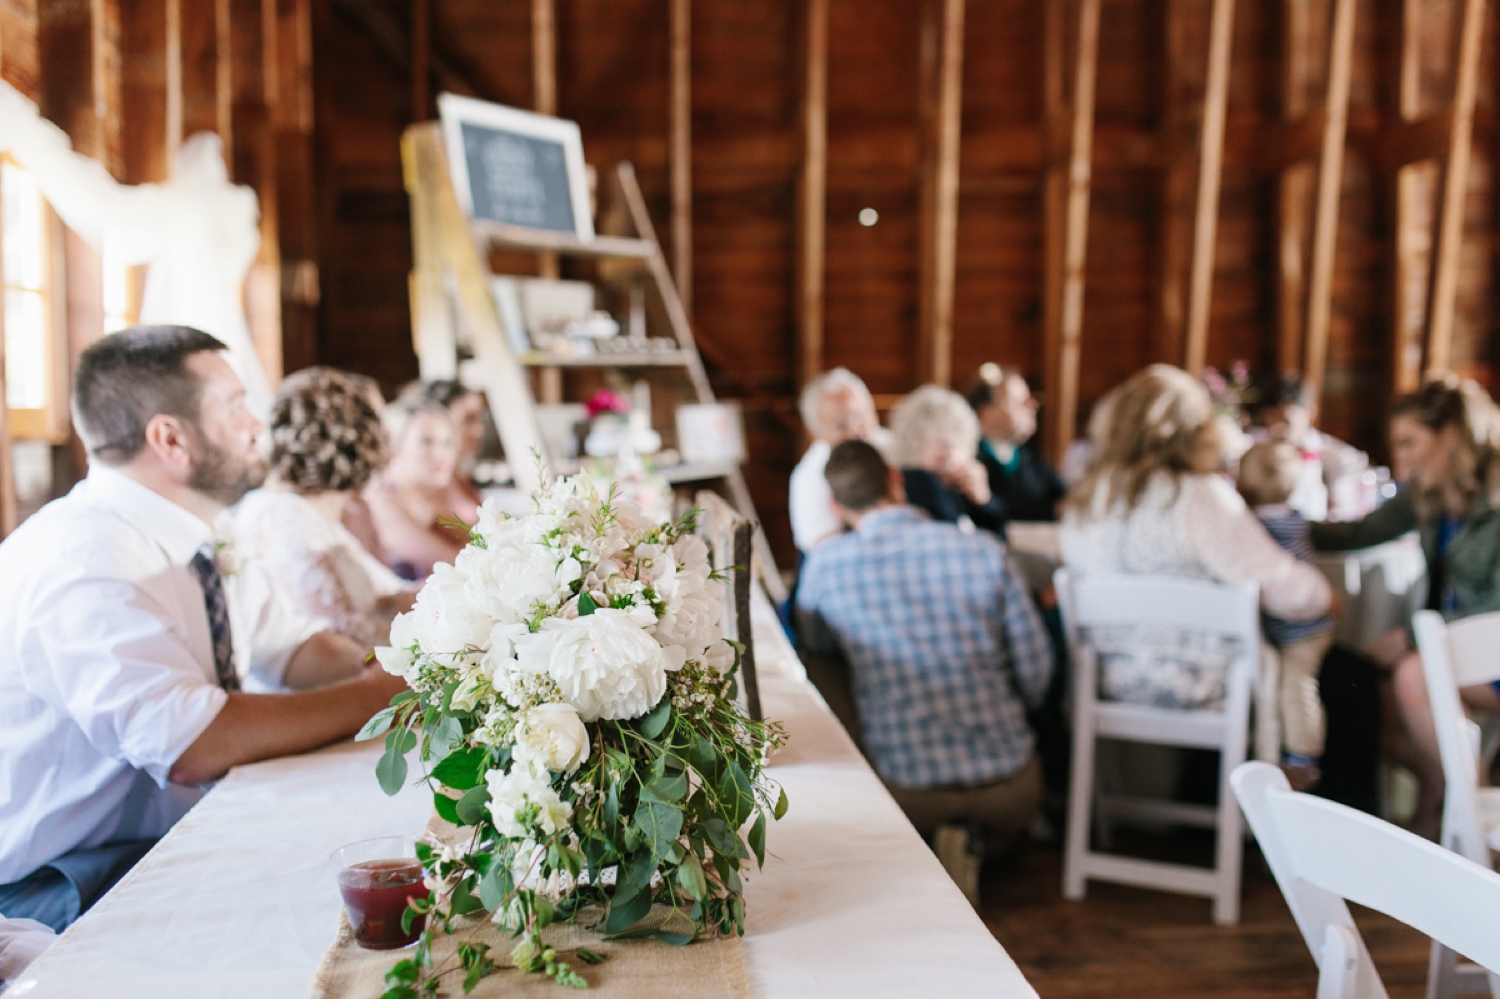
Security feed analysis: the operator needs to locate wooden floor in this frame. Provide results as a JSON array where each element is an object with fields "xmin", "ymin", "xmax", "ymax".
[{"xmin": 976, "ymin": 834, "xmax": 1433, "ymax": 998}]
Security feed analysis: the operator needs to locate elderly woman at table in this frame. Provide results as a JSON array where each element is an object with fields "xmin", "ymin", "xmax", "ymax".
[
  {"xmin": 789, "ymin": 367, "xmax": 890, "ymax": 554},
  {"xmin": 1060, "ymin": 364, "xmax": 1335, "ymax": 709},
  {"xmin": 233, "ymin": 367, "xmax": 417, "ymax": 649},
  {"xmin": 891, "ymin": 385, "xmax": 1008, "ymax": 535},
  {"xmin": 1312, "ymin": 374, "xmax": 1500, "ymax": 832}
]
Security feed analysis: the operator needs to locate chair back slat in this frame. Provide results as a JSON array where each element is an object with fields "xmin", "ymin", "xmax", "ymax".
[
  {"xmin": 1063, "ymin": 573, "xmax": 1260, "ymax": 638},
  {"xmin": 1234, "ymin": 761, "xmax": 1500, "ymax": 998},
  {"xmin": 1438, "ymin": 612, "xmax": 1500, "ymax": 688},
  {"xmin": 1414, "ymin": 611, "xmax": 1488, "ymax": 865}
]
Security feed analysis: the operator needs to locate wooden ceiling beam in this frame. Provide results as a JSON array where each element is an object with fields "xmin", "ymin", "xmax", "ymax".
[
  {"xmin": 795, "ymin": 0, "xmax": 828, "ymax": 393},
  {"xmin": 1301, "ymin": 0, "xmax": 1357, "ymax": 405},
  {"xmin": 916, "ymin": 0, "xmax": 965, "ymax": 388},
  {"xmin": 1424, "ymin": 0, "xmax": 1487, "ymax": 376},
  {"xmin": 669, "ymin": 0, "xmax": 692, "ymax": 320},
  {"xmin": 1043, "ymin": 0, "xmax": 1101, "ymax": 466},
  {"xmin": 1390, "ymin": 0, "xmax": 1429, "ymax": 394},
  {"xmin": 1182, "ymin": 0, "xmax": 1235, "ymax": 377}
]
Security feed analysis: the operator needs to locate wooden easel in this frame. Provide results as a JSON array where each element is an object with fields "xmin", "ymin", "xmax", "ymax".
[{"xmin": 401, "ymin": 122, "xmax": 785, "ymax": 601}]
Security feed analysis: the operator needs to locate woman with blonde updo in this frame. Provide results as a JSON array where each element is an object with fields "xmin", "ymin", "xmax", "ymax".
[
  {"xmin": 1059, "ymin": 364, "xmax": 1333, "ymax": 709},
  {"xmin": 364, "ymin": 395, "xmax": 474, "ymax": 581},
  {"xmin": 233, "ymin": 367, "xmax": 416, "ymax": 647}
]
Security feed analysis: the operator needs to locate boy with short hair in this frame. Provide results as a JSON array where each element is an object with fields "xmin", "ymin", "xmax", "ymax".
[{"xmin": 1238, "ymin": 440, "xmax": 1337, "ymax": 791}]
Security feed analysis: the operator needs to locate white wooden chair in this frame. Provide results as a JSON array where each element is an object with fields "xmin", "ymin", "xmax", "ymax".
[
  {"xmin": 1231, "ymin": 760, "xmax": 1500, "ymax": 999},
  {"xmin": 1054, "ymin": 569, "xmax": 1257, "ymax": 925},
  {"xmin": 1412, "ymin": 609, "xmax": 1500, "ymax": 999}
]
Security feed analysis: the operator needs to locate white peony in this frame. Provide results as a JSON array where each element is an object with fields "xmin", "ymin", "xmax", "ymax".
[
  {"xmin": 515, "ymin": 608, "xmax": 675, "ymax": 722},
  {"xmin": 460, "ymin": 541, "xmax": 582, "ymax": 626},
  {"xmin": 514, "ymin": 702, "xmax": 591, "ymax": 774},
  {"xmin": 406, "ymin": 563, "xmax": 494, "ymax": 663},
  {"xmin": 486, "ymin": 761, "xmax": 572, "ymax": 839},
  {"xmin": 653, "ymin": 579, "xmax": 724, "ymax": 662}
]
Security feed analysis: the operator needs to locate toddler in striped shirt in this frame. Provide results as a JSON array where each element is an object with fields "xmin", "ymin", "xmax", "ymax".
[{"xmin": 1239, "ymin": 441, "xmax": 1337, "ymax": 791}]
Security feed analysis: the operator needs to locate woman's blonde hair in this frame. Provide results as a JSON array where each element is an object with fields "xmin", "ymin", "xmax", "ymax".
[
  {"xmin": 1390, "ymin": 372, "xmax": 1500, "ymax": 520},
  {"xmin": 1065, "ymin": 364, "xmax": 1224, "ymax": 518},
  {"xmin": 888, "ymin": 385, "xmax": 980, "ymax": 468}
]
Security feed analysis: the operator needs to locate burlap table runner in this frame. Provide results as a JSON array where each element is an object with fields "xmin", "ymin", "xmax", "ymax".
[{"xmin": 307, "ymin": 815, "xmax": 749, "ymax": 999}]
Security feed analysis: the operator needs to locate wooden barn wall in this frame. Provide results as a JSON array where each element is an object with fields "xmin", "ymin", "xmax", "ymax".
[{"xmin": 5, "ymin": 1, "xmax": 1500, "ymax": 565}]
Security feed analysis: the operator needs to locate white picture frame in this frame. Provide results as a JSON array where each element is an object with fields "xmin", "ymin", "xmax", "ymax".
[{"xmin": 436, "ymin": 93, "xmax": 595, "ymax": 241}]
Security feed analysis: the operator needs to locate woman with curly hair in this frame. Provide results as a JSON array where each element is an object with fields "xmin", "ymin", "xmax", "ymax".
[
  {"xmin": 1314, "ymin": 373, "xmax": 1500, "ymax": 831},
  {"xmin": 1059, "ymin": 364, "xmax": 1333, "ymax": 710},
  {"xmin": 233, "ymin": 367, "xmax": 416, "ymax": 647}
]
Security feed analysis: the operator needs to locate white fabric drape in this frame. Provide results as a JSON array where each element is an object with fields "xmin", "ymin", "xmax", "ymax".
[{"xmin": 0, "ymin": 81, "xmax": 271, "ymax": 417}]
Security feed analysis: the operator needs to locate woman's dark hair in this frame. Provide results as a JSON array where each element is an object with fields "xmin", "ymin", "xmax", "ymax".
[
  {"xmin": 268, "ymin": 367, "xmax": 386, "ymax": 494},
  {"xmin": 402, "ymin": 379, "xmax": 476, "ymax": 410},
  {"xmin": 72, "ymin": 325, "xmax": 227, "ymax": 464}
]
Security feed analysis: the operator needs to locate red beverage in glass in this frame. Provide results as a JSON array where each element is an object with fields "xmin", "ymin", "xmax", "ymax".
[{"xmin": 337, "ymin": 858, "xmax": 427, "ymax": 950}]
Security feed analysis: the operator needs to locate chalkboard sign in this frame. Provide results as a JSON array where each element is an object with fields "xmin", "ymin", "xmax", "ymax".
[{"xmin": 437, "ymin": 94, "xmax": 594, "ymax": 241}]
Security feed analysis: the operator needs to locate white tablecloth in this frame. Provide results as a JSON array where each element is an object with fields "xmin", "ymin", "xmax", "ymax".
[{"xmin": 13, "ymin": 621, "xmax": 1034, "ymax": 998}]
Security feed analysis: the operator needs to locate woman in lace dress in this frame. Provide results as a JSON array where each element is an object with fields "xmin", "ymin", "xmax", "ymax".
[
  {"xmin": 233, "ymin": 367, "xmax": 416, "ymax": 648},
  {"xmin": 1059, "ymin": 364, "xmax": 1333, "ymax": 708},
  {"xmin": 364, "ymin": 396, "xmax": 473, "ymax": 581}
]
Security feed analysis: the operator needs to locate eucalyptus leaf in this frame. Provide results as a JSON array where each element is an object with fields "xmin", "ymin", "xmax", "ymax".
[
  {"xmin": 577, "ymin": 591, "xmax": 598, "ymax": 616},
  {"xmin": 450, "ymin": 877, "xmax": 484, "ymax": 917},
  {"xmin": 717, "ymin": 761, "xmax": 755, "ymax": 828},
  {"xmin": 748, "ymin": 811, "xmax": 767, "ymax": 869},
  {"xmin": 633, "ymin": 799, "xmax": 683, "ymax": 864},
  {"xmin": 431, "ymin": 746, "xmax": 489, "ymax": 791},
  {"xmin": 675, "ymin": 853, "xmax": 707, "ymax": 900},
  {"xmin": 533, "ymin": 894, "xmax": 555, "ymax": 929},
  {"xmin": 478, "ymin": 863, "xmax": 513, "ymax": 911},
  {"xmin": 642, "ymin": 769, "xmax": 687, "ymax": 804},
  {"xmin": 427, "ymin": 715, "xmax": 464, "ymax": 764},
  {"xmin": 652, "ymin": 931, "xmax": 695, "ymax": 947},
  {"xmin": 602, "ymin": 784, "xmax": 620, "ymax": 827},
  {"xmin": 639, "ymin": 699, "xmax": 671, "ymax": 739},
  {"xmin": 376, "ymin": 742, "xmax": 409, "ymax": 795},
  {"xmin": 623, "ymin": 849, "xmax": 656, "ymax": 890},
  {"xmin": 432, "ymin": 791, "xmax": 462, "ymax": 826},
  {"xmin": 774, "ymin": 786, "xmax": 789, "ymax": 820},
  {"xmin": 603, "ymin": 884, "xmax": 653, "ymax": 935},
  {"xmin": 455, "ymin": 785, "xmax": 491, "ymax": 826},
  {"xmin": 688, "ymin": 736, "xmax": 720, "ymax": 780},
  {"xmin": 356, "ymin": 707, "xmax": 395, "ymax": 742}
]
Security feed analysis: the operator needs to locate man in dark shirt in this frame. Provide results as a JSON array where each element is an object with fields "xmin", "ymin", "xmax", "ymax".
[{"xmin": 964, "ymin": 364, "xmax": 1066, "ymax": 523}]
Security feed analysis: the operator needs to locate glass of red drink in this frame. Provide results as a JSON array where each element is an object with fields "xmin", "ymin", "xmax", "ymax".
[{"xmin": 332, "ymin": 836, "xmax": 428, "ymax": 950}]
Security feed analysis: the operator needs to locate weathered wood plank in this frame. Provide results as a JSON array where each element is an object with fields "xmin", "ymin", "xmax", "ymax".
[
  {"xmin": 796, "ymin": 0, "xmax": 828, "ymax": 391},
  {"xmin": 1183, "ymin": 0, "xmax": 1234, "ymax": 376},
  {"xmin": 916, "ymin": 0, "xmax": 964, "ymax": 387},
  {"xmin": 670, "ymin": 0, "xmax": 692, "ymax": 320}
]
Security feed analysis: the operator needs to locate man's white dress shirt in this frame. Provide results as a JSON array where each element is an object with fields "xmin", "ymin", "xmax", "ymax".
[
  {"xmin": 0, "ymin": 465, "xmax": 320, "ymax": 884},
  {"xmin": 789, "ymin": 440, "xmax": 839, "ymax": 555}
]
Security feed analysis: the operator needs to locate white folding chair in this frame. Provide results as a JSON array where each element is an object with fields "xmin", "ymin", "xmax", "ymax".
[
  {"xmin": 1232, "ymin": 760, "xmax": 1500, "ymax": 999},
  {"xmin": 1412, "ymin": 609, "xmax": 1500, "ymax": 999},
  {"xmin": 1055, "ymin": 569, "xmax": 1257, "ymax": 925}
]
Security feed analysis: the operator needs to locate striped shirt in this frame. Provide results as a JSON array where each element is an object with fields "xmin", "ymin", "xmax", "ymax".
[
  {"xmin": 1255, "ymin": 505, "xmax": 1337, "ymax": 647},
  {"xmin": 795, "ymin": 505, "xmax": 1053, "ymax": 788}
]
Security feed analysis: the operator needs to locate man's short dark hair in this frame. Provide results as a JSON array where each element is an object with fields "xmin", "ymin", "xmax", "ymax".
[
  {"xmin": 72, "ymin": 325, "xmax": 227, "ymax": 464},
  {"xmin": 825, "ymin": 440, "xmax": 894, "ymax": 512}
]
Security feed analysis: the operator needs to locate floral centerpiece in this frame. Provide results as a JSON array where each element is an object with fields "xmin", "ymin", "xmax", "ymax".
[{"xmin": 362, "ymin": 472, "xmax": 787, "ymax": 994}]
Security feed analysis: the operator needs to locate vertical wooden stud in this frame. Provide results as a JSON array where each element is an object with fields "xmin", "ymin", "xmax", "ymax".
[
  {"xmin": 1302, "ymin": 0, "xmax": 1357, "ymax": 404},
  {"xmin": 1423, "ymin": 0, "xmax": 1486, "ymax": 375},
  {"xmin": 1277, "ymin": 0, "xmax": 1313, "ymax": 375},
  {"xmin": 916, "ymin": 0, "xmax": 965, "ymax": 388},
  {"xmin": 1390, "ymin": 0, "xmax": 1428, "ymax": 393},
  {"xmin": 1044, "ymin": 0, "xmax": 1101, "ymax": 465},
  {"xmin": 532, "ymin": 0, "xmax": 561, "ymax": 403},
  {"xmin": 1042, "ymin": 0, "xmax": 1066, "ymax": 448},
  {"xmin": 1183, "ymin": 0, "xmax": 1235, "ymax": 376},
  {"xmin": 411, "ymin": 0, "xmax": 429, "ymax": 121},
  {"xmin": 796, "ymin": 0, "xmax": 829, "ymax": 391},
  {"xmin": 273, "ymin": 0, "xmax": 318, "ymax": 374},
  {"xmin": 230, "ymin": 0, "xmax": 282, "ymax": 384},
  {"xmin": 669, "ymin": 0, "xmax": 692, "ymax": 319}
]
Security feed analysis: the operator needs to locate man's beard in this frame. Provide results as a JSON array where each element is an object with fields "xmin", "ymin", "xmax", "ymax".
[{"xmin": 188, "ymin": 431, "xmax": 267, "ymax": 506}]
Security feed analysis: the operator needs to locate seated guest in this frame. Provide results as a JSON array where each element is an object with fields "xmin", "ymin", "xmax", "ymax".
[
  {"xmin": 234, "ymin": 367, "xmax": 417, "ymax": 648},
  {"xmin": 400, "ymin": 379, "xmax": 485, "ymax": 523},
  {"xmin": 1061, "ymin": 365, "xmax": 1333, "ymax": 709},
  {"xmin": 965, "ymin": 363, "xmax": 1065, "ymax": 522},
  {"xmin": 890, "ymin": 385, "xmax": 1006, "ymax": 535},
  {"xmin": 338, "ymin": 372, "xmax": 391, "ymax": 562},
  {"xmin": 0, "ymin": 326, "xmax": 407, "ymax": 932},
  {"xmin": 1238, "ymin": 441, "xmax": 1337, "ymax": 790},
  {"xmin": 364, "ymin": 396, "xmax": 470, "ymax": 581},
  {"xmin": 1313, "ymin": 374, "xmax": 1500, "ymax": 832},
  {"xmin": 789, "ymin": 367, "xmax": 887, "ymax": 554},
  {"xmin": 796, "ymin": 440, "xmax": 1053, "ymax": 903},
  {"xmin": 1255, "ymin": 373, "xmax": 1368, "ymax": 520}
]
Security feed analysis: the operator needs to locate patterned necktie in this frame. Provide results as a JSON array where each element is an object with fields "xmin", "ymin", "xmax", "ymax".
[{"xmin": 188, "ymin": 545, "xmax": 240, "ymax": 692}]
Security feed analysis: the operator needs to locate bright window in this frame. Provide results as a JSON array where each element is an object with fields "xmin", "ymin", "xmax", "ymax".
[{"xmin": 2, "ymin": 158, "xmax": 66, "ymax": 442}]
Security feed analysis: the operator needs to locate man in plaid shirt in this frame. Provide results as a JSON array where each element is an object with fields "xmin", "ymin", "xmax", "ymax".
[{"xmin": 796, "ymin": 441, "xmax": 1053, "ymax": 890}]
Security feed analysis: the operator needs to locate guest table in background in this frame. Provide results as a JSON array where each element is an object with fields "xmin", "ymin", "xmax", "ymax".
[{"xmin": 11, "ymin": 596, "xmax": 1034, "ymax": 999}]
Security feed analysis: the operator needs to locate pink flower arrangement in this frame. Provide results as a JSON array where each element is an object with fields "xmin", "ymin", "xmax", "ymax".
[{"xmin": 584, "ymin": 389, "xmax": 631, "ymax": 420}]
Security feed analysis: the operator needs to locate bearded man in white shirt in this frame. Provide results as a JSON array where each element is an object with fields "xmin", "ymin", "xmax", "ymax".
[{"xmin": 0, "ymin": 326, "xmax": 407, "ymax": 932}]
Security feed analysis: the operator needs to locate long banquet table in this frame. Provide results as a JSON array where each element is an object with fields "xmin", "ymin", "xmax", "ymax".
[{"xmin": 12, "ymin": 601, "xmax": 1037, "ymax": 999}]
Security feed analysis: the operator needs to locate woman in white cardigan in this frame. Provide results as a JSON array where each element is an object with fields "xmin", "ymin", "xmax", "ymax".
[{"xmin": 1060, "ymin": 365, "xmax": 1333, "ymax": 708}]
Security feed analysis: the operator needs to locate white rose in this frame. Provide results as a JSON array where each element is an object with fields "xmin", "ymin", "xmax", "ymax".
[
  {"xmin": 408, "ymin": 563, "xmax": 493, "ymax": 662},
  {"xmin": 486, "ymin": 761, "xmax": 572, "ymax": 839},
  {"xmin": 515, "ymin": 702, "xmax": 591, "ymax": 774},
  {"xmin": 515, "ymin": 609, "xmax": 671, "ymax": 721},
  {"xmin": 374, "ymin": 610, "xmax": 421, "ymax": 677}
]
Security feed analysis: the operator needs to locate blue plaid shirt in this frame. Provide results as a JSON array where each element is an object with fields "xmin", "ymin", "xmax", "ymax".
[{"xmin": 795, "ymin": 505, "xmax": 1053, "ymax": 789}]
